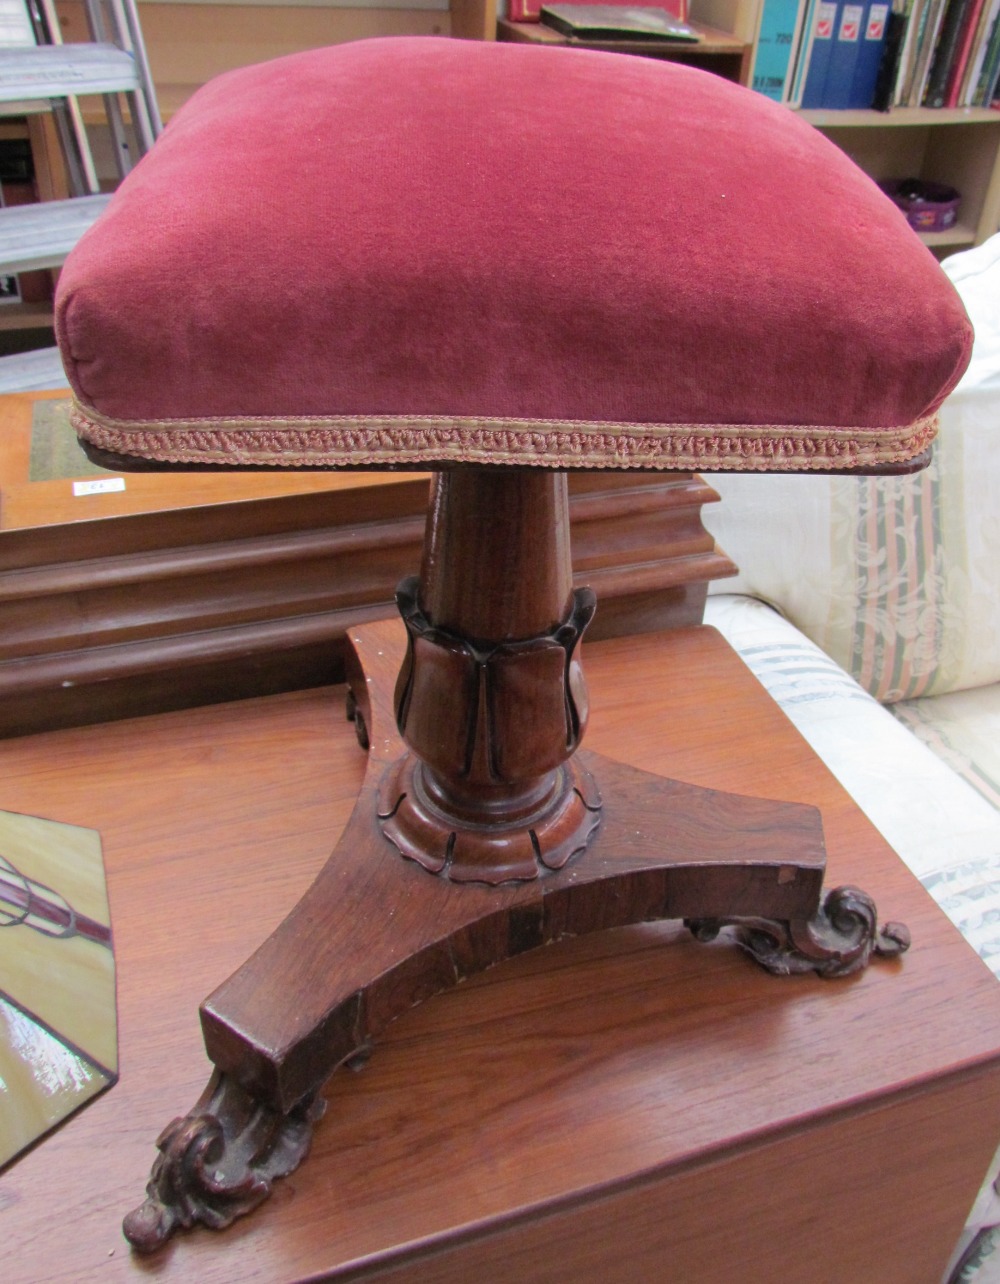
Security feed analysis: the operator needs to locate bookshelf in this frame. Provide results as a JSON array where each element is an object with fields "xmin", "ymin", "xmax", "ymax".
[
  {"xmin": 492, "ymin": 0, "xmax": 1000, "ymax": 252},
  {"xmin": 725, "ymin": 0, "xmax": 1000, "ymax": 251},
  {"xmin": 801, "ymin": 105, "xmax": 1000, "ymax": 252}
]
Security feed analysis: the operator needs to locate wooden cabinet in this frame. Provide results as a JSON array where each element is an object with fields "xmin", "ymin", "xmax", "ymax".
[{"xmin": 0, "ymin": 392, "xmax": 734, "ymax": 737}]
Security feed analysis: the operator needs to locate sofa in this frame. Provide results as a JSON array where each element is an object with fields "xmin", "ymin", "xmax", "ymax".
[{"xmin": 701, "ymin": 231, "xmax": 1000, "ymax": 1284}]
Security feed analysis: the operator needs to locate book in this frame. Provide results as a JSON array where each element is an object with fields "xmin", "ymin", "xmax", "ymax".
[
  {"xmin": 972, "ymin": 6, "xmax": 1000, "ymax": 100},
  {"xmin": 893, "ymin": 0, "xmax": 926, "ymax": 104},
  {"xmin": 749, "ymin": 0, "xmax": 808, "ymax": 100},
  {"xmin": 800, "ymin": 0, "xmax": 840, "ymax": 104},
  {"xmin": 787, "ymin": 0, "xmax": 823, "ymax": 103},
  {"xmin": 824, "ymin": 0, "xmax": 866, "ymax": 106},
  {"xmin": 957, "ymin": 0, "xmax": 1000, "ymax": 101},
  {"xmin": 907, "ymin": 0, "xmax": 949, "ymax": 103},
  {"xmin": 537, "ymin": 3, "xmax": 699, "ymax": 36},
  {"xmin": 943, "ymin": 0, "xmax": 987, "ymax": 104},
  {"xmin": 510, "ymin": 0, "xmax": 687, "ymax": 20},
  {"xmin": 872, "ymin": 6, "xmax": 910, "ymax": 107},
  {"xmin": 850, "ymin": 0, "xmax": 892, "ymax": 102},
  {"xmin": 923, "ymin": 0, "xmax": 974, "ymax": 104}
]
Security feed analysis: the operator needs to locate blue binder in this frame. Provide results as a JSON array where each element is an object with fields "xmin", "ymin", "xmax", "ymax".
[
  {"xmin": 849, "ymin": 0, "xmax": 892, "ymax": 106},
  {"xmin": 824, "ymin": 0, "xmax": 865, "ymax": 107},
  {"xmin": 800, "ymin": 0, "xmax": 839, "ymax": 106}
]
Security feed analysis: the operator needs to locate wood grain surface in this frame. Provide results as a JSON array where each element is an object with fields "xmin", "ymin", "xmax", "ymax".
[
  {"xmin": 0, "ymin": 394, "xmax": 735, "ymax": 735},
  {"xmin": 4, "ymin": 626, "xmax": 1000, "ymax": 1283}
]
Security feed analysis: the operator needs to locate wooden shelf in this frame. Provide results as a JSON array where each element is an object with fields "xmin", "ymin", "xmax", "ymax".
[
  {"xmin": 919, "ymin": 222, "xmax": 979, "ymax": 250},
  {"xmin": 798, "ymin": 106, "xmax": 1000, "ymax": 252},
  {"xmin": 799, "ymin": 105, "xmax": 1000, "ymax": 128},
  {"xmin": 496, "ymin": 18, "xmax": 751, "ymax": 83}
]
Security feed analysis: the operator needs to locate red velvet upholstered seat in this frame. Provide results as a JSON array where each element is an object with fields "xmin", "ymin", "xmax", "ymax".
[{"xmin": 56, "ymin": 37, "xmax": 972, "ymax": 473}]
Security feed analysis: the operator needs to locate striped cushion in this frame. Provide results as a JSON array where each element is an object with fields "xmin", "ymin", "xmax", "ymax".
[
  {"xmin": 706, "ymin": 234, "xmax": 1000, "ymax": 701},
  {"xmin": 894, "ymin": 685, "xmax": 1000, "ymax": 817}
]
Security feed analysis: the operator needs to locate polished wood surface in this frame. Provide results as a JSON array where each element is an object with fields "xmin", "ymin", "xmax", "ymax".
[
  {"xmin": 418, "ymin": 471, "xmax": 574, "ymax": 638},
  {"xmin": 197, "ymin": 620, "xmax": 823, "ymax": 1121},
  {"xmin": 386, "ymin": 471, "xmax": 595, "ymax": 882},
  {"xmin": 5, "ymin": 626, "xmax": 1000, "ymax": 1282},
  {"xmin": 0, "ymin": 393, "xmax": 735, "ymax": 736},
  {"xmin": 0, "ymin": 394, "xmax": 415, "ymax": 530}
]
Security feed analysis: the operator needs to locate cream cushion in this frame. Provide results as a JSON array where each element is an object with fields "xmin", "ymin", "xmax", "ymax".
[{"xmin": 704, "ymin": 233, "xmax": 1000, "ymax": 703}]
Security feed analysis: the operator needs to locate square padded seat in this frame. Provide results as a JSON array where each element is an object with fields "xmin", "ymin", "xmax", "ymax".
[{"xmin": 55, "ymin": 36, "xmax": 971, "ymax": 474}]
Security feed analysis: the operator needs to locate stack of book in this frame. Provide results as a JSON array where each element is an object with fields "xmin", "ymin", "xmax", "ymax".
[
  {"xmin": 537, "ymin": 4, "xmax": 701, "ymax": 39},
  {"xmin": 509, "ymin": 0, "xmax": 689, "ymax": 25},
  {"xmin": 749, "ymin": 0, "xmax": 1000, "ymax": 110}
]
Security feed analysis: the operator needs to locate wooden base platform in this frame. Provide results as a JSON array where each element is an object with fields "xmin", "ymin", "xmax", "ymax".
[{"xmin": 5, "ymin": 625, "xmax": 1000, "ymax": 1282}]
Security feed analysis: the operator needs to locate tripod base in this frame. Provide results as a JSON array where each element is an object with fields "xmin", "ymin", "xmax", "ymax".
[{"xmin": 123, "ymin": 617, "xmax": 908, "ymax": 1253}]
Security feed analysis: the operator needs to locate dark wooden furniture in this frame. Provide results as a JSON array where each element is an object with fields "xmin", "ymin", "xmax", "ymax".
[
  {"xmin": 38, "ymin": 35, "xmax": 978, "ymax": 1264},
  {"xmin": 496, "ymin": 18, "xmax": 753, "ymax": 85},
  {"xmin": 5, "ymin": 624, "xmax": 1000, "ymax": 1281},
  {"xmin": 0, "ymin": 391, "xmax": 733, "ymax": 736},
  {"xmin": 104, "ymin": 459, "xmax": 909, "ymax": 1252}
]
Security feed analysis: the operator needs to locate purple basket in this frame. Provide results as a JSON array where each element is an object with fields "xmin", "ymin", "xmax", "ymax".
[{"xmin": 881, "ymin": 179, "xmax": 961, "ymax": 233}]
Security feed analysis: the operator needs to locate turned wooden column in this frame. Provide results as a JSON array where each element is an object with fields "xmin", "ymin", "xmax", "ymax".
[
  {"xmin": 378, "ymin": 469, "xmax": 602, "ymax": 883},
  {"xmin": 420, "ymin": 468, "xmax": 575, "ymax": 639}
]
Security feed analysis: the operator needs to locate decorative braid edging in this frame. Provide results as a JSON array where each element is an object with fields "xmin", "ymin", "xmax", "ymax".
[{"xmin": 70, "ymin": 403, "xmax": 939, "ymax": 474}]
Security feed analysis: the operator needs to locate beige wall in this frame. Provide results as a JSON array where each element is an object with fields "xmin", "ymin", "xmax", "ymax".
[{"xmin": 55, "ymin": 2, "xmax": 497, "ymax": 114}]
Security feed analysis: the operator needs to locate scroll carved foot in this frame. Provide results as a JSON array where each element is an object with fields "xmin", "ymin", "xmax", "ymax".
[
  {"xmin": 123, "ymin": 1071, "xmax": 325, "ymax": 1254},
  {"xmin": 687, "ymin": 885, "xmax": 911, "ymax": 979}
]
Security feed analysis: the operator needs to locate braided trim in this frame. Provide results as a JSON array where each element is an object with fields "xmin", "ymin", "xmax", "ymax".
[{"xmin": 69, "ymin": 403, "xmax": 939, "ymax": 473}]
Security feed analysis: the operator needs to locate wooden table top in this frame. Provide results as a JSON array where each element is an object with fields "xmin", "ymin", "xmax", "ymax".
[
  {"xmin": 0, "ymin": 391, "xmax": 426, "ymax": 534},
  {"xmin": 4, "ymin": 625, "xmax": 1000, "ymax": 1282}
]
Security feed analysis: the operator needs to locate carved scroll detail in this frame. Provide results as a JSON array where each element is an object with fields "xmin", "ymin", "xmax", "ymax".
[
  {"xmin": 122, "ymin": 1071, "xmax": 325, "ymax": 1254},
  {"xmin": 686, "ymin": 885, "xmax": 911, "ymax": 978}
]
